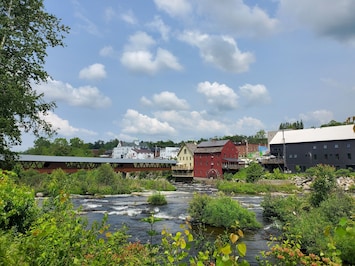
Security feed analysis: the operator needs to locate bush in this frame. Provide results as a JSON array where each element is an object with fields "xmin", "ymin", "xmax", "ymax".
[
  {"xmin": 0, "ymin": 170, "xmax": 38, "ymax": 233},
  {"xmin": 147, "ymin": 192, "xmax": 167, "ymax": 205},
  {"xmin": 245, "ymin": 162, "xmax": 264, "ymax": 183},
  {"xmin": 309, "ymin": 164, "xmax": 336, "ymax": 207},
  {"xmin": 188, "ymin": 193, "xmax": 260, "ymax": 229}
]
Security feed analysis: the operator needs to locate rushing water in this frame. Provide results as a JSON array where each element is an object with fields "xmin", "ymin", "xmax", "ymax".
[{"xmin": 72, "ymin": 183, "xmax": 274, "ymax": 265}]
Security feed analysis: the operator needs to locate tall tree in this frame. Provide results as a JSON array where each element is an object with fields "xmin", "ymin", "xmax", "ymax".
[{"xmin": 0, "ymin": 0, "xmax": 69, "ymax": 164}]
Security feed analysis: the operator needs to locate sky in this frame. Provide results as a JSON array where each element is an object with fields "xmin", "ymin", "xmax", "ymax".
[{"xmin": 16, "ymin": 0, "xmax": 355, "ymax": 151}]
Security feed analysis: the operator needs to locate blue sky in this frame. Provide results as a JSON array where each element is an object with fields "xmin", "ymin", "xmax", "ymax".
[{"xmin": 18, "ymin": 0, "xmax": 355, "ymax": 150}]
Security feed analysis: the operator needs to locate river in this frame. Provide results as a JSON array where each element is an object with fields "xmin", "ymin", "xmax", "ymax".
[{"xmin": 72, "ymin": 182, "xmax": 274, "ymax": 265}]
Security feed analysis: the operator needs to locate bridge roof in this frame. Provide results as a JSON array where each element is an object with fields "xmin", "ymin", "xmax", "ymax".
[{"xmin": 17, "ymin": 154, "xmax": 176, "ymax": 164}]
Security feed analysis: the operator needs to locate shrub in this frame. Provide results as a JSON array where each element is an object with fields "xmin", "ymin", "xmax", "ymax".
[
  {"xmin": 147, "ymin": 192, "xmax": 167, "ymax": 205},
  {"xmin": 245, "ymin": 162, "xmax": 264, "ymax": 183},
  {"xmin": 188, "ymin": 193, "xmax": 260, "ymax": 230},
  {"xmin": 309, "ymin": 164, "xmax": 336, "ymax": 207},
  {"xmin": 0, "ymin": 170, "xmax": 38, "ymax": 233}
]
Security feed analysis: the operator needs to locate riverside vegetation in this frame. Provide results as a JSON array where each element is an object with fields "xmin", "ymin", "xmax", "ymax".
[{"xmin": 1, "ymin": 164, "xmax": 354, "ymax": 265}]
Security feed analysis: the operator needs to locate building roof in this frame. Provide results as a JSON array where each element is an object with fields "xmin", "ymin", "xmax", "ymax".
[
  {"xmin": 185, "ymin": 142, "xmax": 197, "ymax": 154},
  {"xmin": 195, "ymin": 140, "xmax": 231, "ymax": 154},
  {"xmin": 197, "ymin": 139, "xmax": 229, "ymax": 148},
  {"xmin": 14, "ymin": 154, "xmax": 175, "ymax": 164},
  {"xmin": 269, "ymin": 124, "xmax": 355, "ymax": 145}
]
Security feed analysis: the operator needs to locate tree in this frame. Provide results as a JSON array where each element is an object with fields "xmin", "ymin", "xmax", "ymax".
[{"xmin": 0, "ymin": 0, "xmax": 69, "ymax": 165}]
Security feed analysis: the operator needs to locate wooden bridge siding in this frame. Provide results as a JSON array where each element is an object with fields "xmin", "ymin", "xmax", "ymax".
[{"xmin": 20, "ymin": 161, "xmax": 172, "ymax": 174}]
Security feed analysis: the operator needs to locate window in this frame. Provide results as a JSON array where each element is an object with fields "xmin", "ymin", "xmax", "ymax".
[
  {"xmin": 313, "ymin": 154, "xmax": 317, "ymax": 160},
  {"xmin": 335, "ymin": 154, "xmax": 339, "ymax": 160},
  {"xmin": 334, "ymin": 144, "xmax": 339, "ymax": 148},
  {"xmin": 347, "ymin": 143, "xmax": 351, "ymax": 148},
  {"xmin": 289, "ymin": 154, "xmax": 293, "ymax": 158},
  {"xmin": 348, "ymin": 153, "xmax": 352, "ymax": 160},
  {"xmin": 324, "ymin": 154, "xmax": 328, "ymax": 160},
  {"xmin": 323, "ymin": 145, "xmax": 327, "ymax": 149},
  {"xmin": 294, "ymin": 154, "xmax": 298, "ymax": 158},
  {"xmin": 313, "ymin": 145, "xmax": 317, "ymax": 149}
]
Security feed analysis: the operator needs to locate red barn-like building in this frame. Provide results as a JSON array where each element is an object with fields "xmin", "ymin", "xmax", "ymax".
[{"xmin": 194, "ymin": 140, "xmax": 239, "ymax": 179}]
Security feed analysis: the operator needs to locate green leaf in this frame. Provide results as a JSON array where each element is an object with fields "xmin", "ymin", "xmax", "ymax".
[{"xmin": 237, "ymin": 242, "xmax": 247, "ymax": 257}]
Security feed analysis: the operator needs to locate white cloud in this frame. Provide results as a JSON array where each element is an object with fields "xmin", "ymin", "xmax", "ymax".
[
  {"xmin": 79, "ymin": 63, "xmax": 107, "ymax": 80},
  {"xmin": 234, "ymin": 117, "xmax": 265, "ymax": 134},
  {"xmin": 141, "ymin": 91, "xmax": 189, "ymax": 110},
  {"xmin": 278, "ymin": 0, "xmax": 355, "ymax": 42},
  {"xmin": 121, "ymin": 109, "xmax": 176, "ymax": 136},
  {"xmin": 121, "ymin": 32, "xmax": 183, "ymax": 74},
  {"xmin": 104, "ymin": 7, "xmax": 118, "ymax": 23},
  {"xmin": 299, "ymin": 110, "xmax": 334, "ymax": 126},
  {"xmin": 239, "ymin": 84, "xmax": 271, "ymax": 106},
  {"xmin": 197, "ymin": 81, "xmax": 239, "ymax": 112},
  {"xmin": 34, "ymin": 78, "xmax": 111, "ymax": 109},
  {"xmin": 195, "ymin": 0, "xmax": 279, "ymax": 37},
  {"xmin": 40, "ymin": 111, "xmax": 97, "ymax": 137},
  {"xmin": 120, "ymin": 10, "xmax": 137, "ymax": 25},
  {"xmin": 179, "ymin": 31, "xmax": 255, "ymax": 73},
  {"xmin": 99, "ymin": 46, "xmax": 117, "ymax": 58},
  {"xmin": 147, "ymin": 16, "xmax": 171, "ymax": 41},
  {"xmin": 154, "ymin": 0, "xmax": 191, "ymax": 17}
]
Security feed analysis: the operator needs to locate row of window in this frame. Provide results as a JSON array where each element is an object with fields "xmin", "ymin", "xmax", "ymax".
[
  {"xmin": 288, "ymin": 153, "xmax": 352, "ymax": 160},
  {"xmin": 312, "ymin": 143, "xmax": 351, "ymax": 149}
]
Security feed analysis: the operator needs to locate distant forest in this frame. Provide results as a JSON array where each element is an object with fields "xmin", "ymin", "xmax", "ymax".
[
  {"xmin": 23, "ymin": 119, "xmax": 350, "ymax": 157},
  {"xmin": 23, "ymin": 130, "xmax": 268, "ymax": 157}
]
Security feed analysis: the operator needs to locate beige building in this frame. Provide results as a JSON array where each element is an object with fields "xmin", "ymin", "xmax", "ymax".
[{"xmin": 172, "ymin": 143, "xmax": 197, "ymax": 181}]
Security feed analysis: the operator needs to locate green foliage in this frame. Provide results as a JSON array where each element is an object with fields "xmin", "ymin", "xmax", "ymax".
[
  {"xmin": 147, "ymin": 192, "xmax": 167, "ymax": 205},
  {"xmin": 332, "ymin": 217, "xmax": 355, "ymax": 265},
  {"xmin": 308, "ymin": 164, "xmax": 336, "ymax": 207},
  {"xmin": 188, "ymin": 193, "xmax": 260, "ymax": 230},
  {"xmin": 261, "ymin": 194, "xmax": 305, "ymax": 223},
  {"xmin": 217, "ymin": 180, "xmax": 298, "ymax": 194},
  {"xmin": 0, "ymin": 0, "xmax": 69, "ymax": 159},
  {"xmin": 245, "ymin": 162, "xmax": 264, "ymax": 183},
  {"xmin": 279, "ymin": 120, "xmax": 304, "ymax": 130},
  {"xmin": 0, "ymin": 170, "xmax": 38, "ymax": 233},
  {"xmin": 261, "ymin": 164, "xmax": 355, "ymax": 264}
]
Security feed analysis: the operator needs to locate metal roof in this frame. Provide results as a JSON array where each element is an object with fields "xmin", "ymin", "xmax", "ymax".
[
  {"xmin": 16, "ymin": 154, "xmax": 176, "ymax": 164},
  {"xmin": 269, "ymin": 124, "xmax": 355, "ymax": 145},
  {"xmin": 197, "ymin": 140, "xmax": 229, "ymax": 148}
]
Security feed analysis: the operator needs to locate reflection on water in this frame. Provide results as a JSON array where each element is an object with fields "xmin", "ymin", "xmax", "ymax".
[{"xmin": 72, "ymin": 183, "xmax": 274, "ymax": 265}]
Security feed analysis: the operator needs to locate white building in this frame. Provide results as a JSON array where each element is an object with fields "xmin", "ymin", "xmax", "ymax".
[
  {"xmin": 159, "ymin": 147, "xmax": 180, "ymax": 160},
  {"xmin": 112, "ymin": 141, "xmax": 137, "ymax": 159},
  {"xmin": 127, "ymin": 148, "xmax": 154, "ymax": 159}
]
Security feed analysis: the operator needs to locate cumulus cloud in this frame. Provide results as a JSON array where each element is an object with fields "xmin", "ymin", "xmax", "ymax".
[
  {"xmin": 234, "ymin": 117, "xmax": 265, "ymax": 133},
  {"xmin": 239, "ymin": 84, "xmax": 271, "ymax": 106},
  {"xmin": 278, "ymin": 0, "xmax": 355, "ymax": 42},
  {"xmin": 179, "ymin": 31, "xmax": 255, "ymax": 73},
  {"xmin": 299, "ymin": 110, "xmax": 334, "ymax": 126},
  {"xmin": 195, "ymin": 0, "xmax": 279, "ymax": 37},
  {"xmin": 141, "ymin": 91, "xmax": 189, "ymax": 110},
  {"xmin": 99, "ymin": 46, "xmax": 117, "ymax": 58},
  {"xmin": 34, "ymin": 78, "xmax": 111, "ymax": 109},
  {"xmin": 121, "ymin": 109, "xmax": 176, "ymax": 136},
  {"xmin": 40, "ymin": 111, "xmax": 97, "ymax": 137},
  {"xmin": 197, "ymin": 81, "xmax": 239, "ymax": 112},
  {"xmin": 79, "ymin": 63, "xmax": 107, "ymax": 80},
  {"xmin": 147, "ymin": 16, "xmax": 171, "ymax": 41},
  {"xmin": 121, "ymin": 31, "xmax": 183, "ymax": 74},
  {"xmin": 120, "ymin": 10, "xmax": 137, "ymax": 25},
  {"xmin": 154, "ymin": 0, "xmax": 191, "ymax": 17}
]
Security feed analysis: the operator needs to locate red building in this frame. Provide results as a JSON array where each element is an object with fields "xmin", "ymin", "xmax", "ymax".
[{"xmin": 194, "ymin": 140, "xmax": 239, "ymax": 179}]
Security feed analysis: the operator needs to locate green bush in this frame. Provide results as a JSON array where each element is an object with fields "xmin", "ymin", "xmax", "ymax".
[
  {"xmin": 309, "ymin": 164, "xmax": 336, "ymax": 207},
  {"xmin": 147, "ymin": 192, "xmax": 167, "ymax": 205},
  {"xmin": 261, "ymin": 194, "xmax": 305, "ymax": 223},
  {"xmin": 245, "ymin": 162, "xmax": 264, "ymax": 183},
  {"xmin": 188, "ymin": 193, "xmax": 260, "ymax": 230},
  {"xmin": 0, "ymin": 170, "xmax": 38, "ymax": 233}
]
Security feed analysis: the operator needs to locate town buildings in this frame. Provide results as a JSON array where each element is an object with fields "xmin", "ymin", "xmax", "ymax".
[
  {"xmin": 171, "ymin": 142, "xmax": 197, "ymax": 181},
  {"xmin": 193, "ymin": 140, "xmax": 240, "ymax": 179},
  {"xmin": 267, "ymin": 124, "xmax": 355, "ymax": 172}
]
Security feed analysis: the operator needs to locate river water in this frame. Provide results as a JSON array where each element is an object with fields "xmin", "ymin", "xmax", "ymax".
[{"xmin": 72, "ymin": 183, "xmax": 274, "ymax": 265}]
